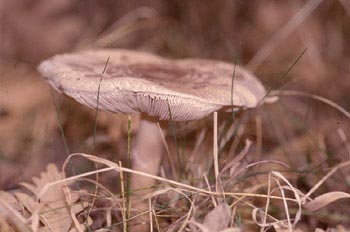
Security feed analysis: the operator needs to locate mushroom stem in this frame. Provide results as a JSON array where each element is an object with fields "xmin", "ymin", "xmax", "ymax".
[
  {"xmin": 130, "ymin": 113, "xmax": 164, "ymax": 194},
  {"xmin": 129, "ymin": 114, "xmax": 164, "ymax": 231}
]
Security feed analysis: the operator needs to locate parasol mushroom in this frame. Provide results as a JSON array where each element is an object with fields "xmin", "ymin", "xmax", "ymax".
[{"xmin": 38, "ymin": 49, "xmax": 266, "ymax": 228}]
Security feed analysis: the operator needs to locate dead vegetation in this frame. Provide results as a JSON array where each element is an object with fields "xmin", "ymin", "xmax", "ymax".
[{"xmin": 0, "ymin": 0, "xmax": 350, "ymax": 231}]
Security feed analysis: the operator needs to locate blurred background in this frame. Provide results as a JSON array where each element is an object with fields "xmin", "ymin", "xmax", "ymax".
[{"xmin": 0, "ymin": 0, "xmax": 349, "ymax": 229}]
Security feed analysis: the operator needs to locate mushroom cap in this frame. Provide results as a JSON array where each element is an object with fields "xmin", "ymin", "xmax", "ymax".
[{"xmin": 38, "ymin": 49, "xmax": 266, "ymax": 121}]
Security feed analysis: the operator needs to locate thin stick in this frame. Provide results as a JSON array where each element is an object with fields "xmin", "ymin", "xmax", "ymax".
[
  {"xmin": 203, "ymin": 174, "xmax": 217, "ymax": 207},
  {"xmin": 262, "ymin": 172, "xmax": 272, "ymax": 231},
  {"xmin": 126, "ymin": 116, "xmax": 132, "ymax": 220},
  {"xmin": 119, "ymin": 161, "xmax": 127, "ymax": 232},
  {"xmin": 255, "ymin": 114, "xmax": 262, "ymax": 161},
  {"xmin": 152, "ymin": 209, "xmax": 160, "ymax": 231},
  {"xmin": 213, "ymin": 112, "xmax": 219, "ymax": 188},
  {"xmin": 149, "ymin": 198, "xmax": 153, "ymax": 232}
]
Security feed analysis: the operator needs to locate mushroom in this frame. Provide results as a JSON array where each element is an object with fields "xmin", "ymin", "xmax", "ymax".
[{"xmin": 38, "ymin": 49, "xmax": 266, "ymax": 228}]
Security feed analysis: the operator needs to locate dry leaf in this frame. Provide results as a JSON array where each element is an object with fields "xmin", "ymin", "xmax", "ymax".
[
  {"xmin": 0, "ymin": 217, "xmax": 15, "ymax": 232},
  {"xmin": 303, "ymin": 191, "xmax": 350, "ymax": 211},
  {"xmin": 0, "ymin": 192, "xmax": 30, "ymax": 232},
  {"xmin": 14, "ymin": 164, "xmax": 85, "ymax": 232},
  {"xmin": 203, "ymin": 202, "xmax": 231, "ymax": 232},
  {"xmin": 0, "ymin": 191, "xmax": 23, "ymax": 213}
]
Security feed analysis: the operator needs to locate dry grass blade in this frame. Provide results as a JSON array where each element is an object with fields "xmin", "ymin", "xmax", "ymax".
[
  {"xmin": 304, "ymin": 160, "xmax": 350, "ymax": 199},
  {"xmin": 213, "ymin": 112, "xmax": 219, "ymax": 190},
  {"xmin": 203, "ymin": 174, "xmax": 217, "ymax": 207},
  {"xmin": 252, "ymin": 208, "xmax": 279, "ymax": 229},
  {"xmin": 93, "ymin": 6, "xmax": 159, "ymax": 47},
  {"xmin": 61, "ymin": 153, "xmax": 300, "ymax": 203},
  {"xmin": 158, "ymin": 122, "xmax": 177, "ymax": 180},
  {"xmin": 274, "ymin": 178, "xmax": 293, "ymax": 231},
  {"xmin": 270, "ymin": 90, "xmax": 350, "ymax": 120},
  {"xmin": 248, "ymin": 0, "xmax": 324, "ymax": 70},
  {"xmin": 21, "ymin": 153, "xmax": 321, "ymax": 231},
  {"xmin": 337, "ymin": 127, "xmax": 350, "ymax": 158},
  {"xmin": 272, "ymin": 171, "xmax": 302, "ymax": 227},
  {"xmin": 258, "ymin": 171, "xmax": 303, "ymax": 231},
  {"xmin": 118, "ymin": 161, "xmax": 127, "ymax": 232},
  {"xmin": 149, "ymin": 187, "xmax": 195, "ymax": 232},
  {"xmin": 220, "ymin": 139, "xmax": 252, "ymax": 175},
  {"xmin": 32, "ymin": 153, "xmax": 304, "ymax": 230},
  {"xmin": 149, "ymin": 198, "xmax": 153, "ymax": 232},
  {"xmin": 304, "ymin": 191, "xmax": 350, "ymax": 211}
]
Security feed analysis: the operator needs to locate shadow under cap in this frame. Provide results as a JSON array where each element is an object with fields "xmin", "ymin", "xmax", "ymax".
[{"xmin": 38, "ymin": 49, "xmax": 266, "ymax": 121}]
